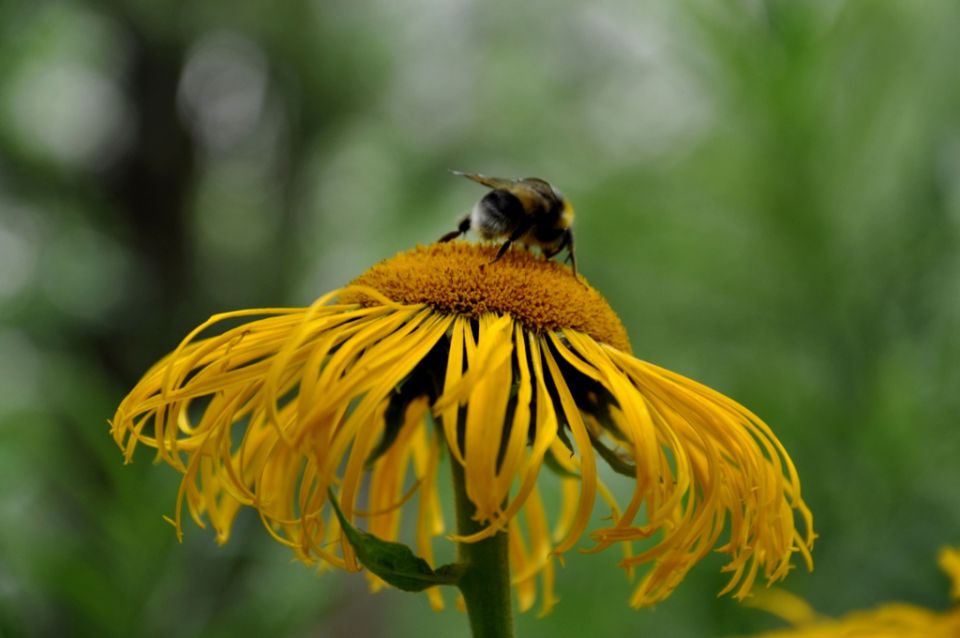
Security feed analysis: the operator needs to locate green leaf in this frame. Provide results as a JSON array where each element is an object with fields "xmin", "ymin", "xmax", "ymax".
[
  {"xmin": 327, "ymin": 489, "xmax": 464, "ymax": 591},
  {"xmin": 586, "ymin": 429, "xmax": 638, "ymax": 479},
  {"xmin": 543, "ymin": 449, "xmax": 580, "ymax": 478}
]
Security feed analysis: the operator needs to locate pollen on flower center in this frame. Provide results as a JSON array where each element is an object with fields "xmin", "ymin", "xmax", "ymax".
[{"xmin": 344, "ymin": 242, "xmax": 631, "ymax": 352}]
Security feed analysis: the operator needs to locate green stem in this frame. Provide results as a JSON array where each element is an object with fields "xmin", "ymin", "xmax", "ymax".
[{"xmin": 451, "ymin": 459, "xmax": 515, "ymax": 638}]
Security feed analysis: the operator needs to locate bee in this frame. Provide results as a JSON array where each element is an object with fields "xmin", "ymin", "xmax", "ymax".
[{"xmin": 439, "ymin": 171, "xmax": 578, "ymax": 277}]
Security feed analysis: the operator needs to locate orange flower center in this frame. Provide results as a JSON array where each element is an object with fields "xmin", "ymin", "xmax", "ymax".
[{"xmin": 344, "ymin": 242, "xmax": 631, "ymax": 352}]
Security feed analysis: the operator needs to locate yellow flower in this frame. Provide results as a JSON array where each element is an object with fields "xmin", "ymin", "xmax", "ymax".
[
  {"xmin": 942, "ymin": 547, "xmax": 960, "ymax": 602},
  {"xmin": 111, "ymin": 242, "xmax": 814, "ymax": 614},
  {"xmin": 746, "ymin": 547, "xmax": 960, "ymax": 638}
]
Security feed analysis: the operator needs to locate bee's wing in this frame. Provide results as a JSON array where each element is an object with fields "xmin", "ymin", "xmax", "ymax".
[{"xmin": 450, "ymin": 170, "xmax": 517, "ymax": 190}]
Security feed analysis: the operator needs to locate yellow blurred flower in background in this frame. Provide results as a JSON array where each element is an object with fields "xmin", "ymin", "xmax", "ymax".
[
  {"xmin": 111, "ymin": 242, "xmax": 814, "ymax": 614},
  {"xmin": 747, "ymin": 547, "xmax": 960, "ymax": 638}
]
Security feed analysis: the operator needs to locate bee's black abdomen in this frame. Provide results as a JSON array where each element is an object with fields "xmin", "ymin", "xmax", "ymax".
[{"xmin": 475, "ymin": 189, "xmax": 526, "ymax": 236}]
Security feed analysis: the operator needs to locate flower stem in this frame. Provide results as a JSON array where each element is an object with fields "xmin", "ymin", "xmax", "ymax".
[{"xmin": 451, "ymin": 459, "xmax": 515, "ymax": 638}]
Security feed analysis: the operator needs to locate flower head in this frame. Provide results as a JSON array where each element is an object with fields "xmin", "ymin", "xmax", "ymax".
[{"xmin": 112, "ymin": 242, "xmax": 814, "ymax": 613}]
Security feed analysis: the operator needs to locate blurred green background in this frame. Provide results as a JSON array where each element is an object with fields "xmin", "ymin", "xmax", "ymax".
[{"xmin": 2, "ymin": 0, "xmax": 959, "ymax": 636}]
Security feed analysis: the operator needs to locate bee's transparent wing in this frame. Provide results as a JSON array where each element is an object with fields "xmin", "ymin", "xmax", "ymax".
[{"xmin": 450, "ymin": 170, "xmax": 517, "ymax": 190}]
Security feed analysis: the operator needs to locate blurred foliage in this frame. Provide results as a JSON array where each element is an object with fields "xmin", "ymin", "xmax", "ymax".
[{"xmin": 1, "ymin": 0, "xmax": 959, "ymax": 636}]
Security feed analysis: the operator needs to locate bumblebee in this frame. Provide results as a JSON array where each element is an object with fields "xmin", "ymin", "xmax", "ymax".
[{"xmin": 439, "ymin": 171, "xmax": 578, "ymax": 277}]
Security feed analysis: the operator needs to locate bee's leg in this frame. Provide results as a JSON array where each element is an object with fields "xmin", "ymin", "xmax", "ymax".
[
  {"xmin": 562, "ymin": 230, "xmax": 578, "ymax": 278},
  {"xmin": 439, "ymin": 214, "xmax": 471, "ymax": 242},
  {"xmin": 543, "ymin": 240, "xmax": 564, "ymax": 259},
  {"xmin": 547, "ymin": 228, "xmax": 577, "ymax": 277},
  {"xmin": 490, "ymin": 223, "xmax": 532, "ymax": 264}
]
